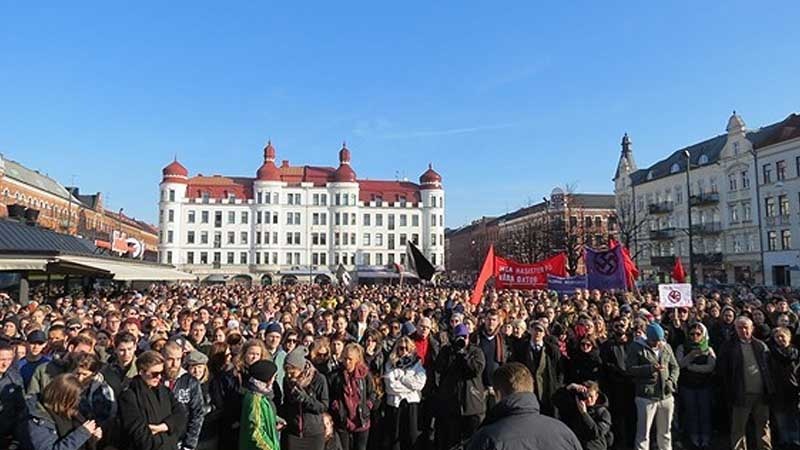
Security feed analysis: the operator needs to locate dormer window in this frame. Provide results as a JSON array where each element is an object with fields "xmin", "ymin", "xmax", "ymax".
[
  {"xmin": 698, "ymin": 154, "xmax": 709, "ymax": 165},
  {"xmin": 647, "ymin": 171, "xmax": 654, "ymax": 180},
  {"xmin": 670, "ymin": 163, "xmax": 681, "ymax": 174}
]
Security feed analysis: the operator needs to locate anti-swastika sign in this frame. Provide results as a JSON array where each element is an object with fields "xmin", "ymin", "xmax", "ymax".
[{"xmin": 658, "ymin": 283, "xmax": 693, "ymax": 308}]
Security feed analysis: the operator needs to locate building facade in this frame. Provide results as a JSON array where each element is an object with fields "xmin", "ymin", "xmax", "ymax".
[
  {"xmin": 158, "ymin": 142, "xmax": 445, "ymax": 284},
  {"xmin": 0, "ymin": 154, "xmax": 159, "ymax": 259},
  {"xmin": 445, "ymin": 188, "xmax": 616, "ymax": 277},
  {"xmin": 614, "ymin": 111, "xmax": 800, "ymax": 286}
]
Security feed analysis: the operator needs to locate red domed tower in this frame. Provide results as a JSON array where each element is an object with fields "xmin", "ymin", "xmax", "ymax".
[
  {"xmin": 419, "ymin": 163, "xmax": 442, "ymax": 189},
  {"xmin": 333, "ymin": 141, "xmax": 357, "ymax": 182},
  {"xmin": 256, "ymin": 140, "xmax": 281, "ymax": 181},
  {"xmin": 162, "ymin": 158, "xmax": 189, "ymax": 183}
]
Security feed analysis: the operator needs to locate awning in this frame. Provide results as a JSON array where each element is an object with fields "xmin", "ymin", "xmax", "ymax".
[
  {"xmin": 0, "ymin": 257, "xmax": 50, "ymax": 271},
  {"xmin": 58, "ymin": 256, "xmax": 196, "ymax": 281}
]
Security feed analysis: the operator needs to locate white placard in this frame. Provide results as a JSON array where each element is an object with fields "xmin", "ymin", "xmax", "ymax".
[{"xmin": 658, "ymin": 283, "xmax": 693, "ymax": 308}]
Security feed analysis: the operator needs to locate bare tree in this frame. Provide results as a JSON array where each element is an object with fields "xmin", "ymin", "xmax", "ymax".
[{"xmin": 614, "ymin": 194, "xmax": 650, "ymax": 260}]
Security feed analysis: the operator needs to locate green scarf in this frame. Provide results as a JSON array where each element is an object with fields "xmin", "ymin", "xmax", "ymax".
[
  {"xmin": 240, "ymin": 390, "xmax": 280, "ymax": 450},
  {"xmin": 686, "ymin": 323, "xmax": 710, "ymax": 353}
]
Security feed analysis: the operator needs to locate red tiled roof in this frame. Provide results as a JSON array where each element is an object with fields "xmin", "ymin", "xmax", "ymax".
[
  {"xmin": 187, "ymin": 175, "xmax": 254, "ymax": 199},
  {"xmin": 358, "ymin": 180, "xmax": 421, "ymax": 204}
]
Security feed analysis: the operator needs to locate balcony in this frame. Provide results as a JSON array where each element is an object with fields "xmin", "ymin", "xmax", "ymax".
[
  {"xmin": 694, "ymin": 252, "xmax": 723, "ymax": 265},
  {"xmin": 648, "ymin": 202, "xmax": 674, "ymax": 215},
  {"xmin": 689, "ymin": 192, "xmax": 720, "ymax": 207},
  {"xmin": 691, "ymin": 222, "xmax": 722, "ymax": 235},
  {"xmin": 649, "ymin": 228, "xmax": 677, "ymax": 240},
  {"xmin": 650, "ymin": 255, "xmax": 675, "ymax": 267}
]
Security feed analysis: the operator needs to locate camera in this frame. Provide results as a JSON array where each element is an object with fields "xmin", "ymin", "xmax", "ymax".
[
  {"xmin": 575, "ymin": 390, "xmax": 589, "ymax": 401},
  {"xmin": 453, "ymin": 336, "xmax": 467, "ymax": 351}
]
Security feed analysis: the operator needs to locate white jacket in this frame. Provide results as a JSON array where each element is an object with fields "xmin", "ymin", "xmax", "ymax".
[{"xmin": 383, "ymin": 359, "xmax": 427, "ymax": 407}]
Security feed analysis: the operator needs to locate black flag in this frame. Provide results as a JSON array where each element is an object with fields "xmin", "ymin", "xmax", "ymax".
[{"xmin": 405, "ymin": 241, "xmax": 436, "ymax": 281}]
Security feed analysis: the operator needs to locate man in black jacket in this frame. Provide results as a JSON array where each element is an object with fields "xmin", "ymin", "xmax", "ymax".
[
  {"xmin": 467, "ymin": 362, "xmax": 581, "ymax": 450},
  {"xmin": 414, "ymin": 315, "xmax": 440, "ymax": 450},
  {"xmin": 598, "ymin": 316, "xmax": 635, "ymax": 449},
  {"xmin": 0, "ymin": 343, "xmax": 25, "ymax": 447},
  {"xmin": 119, "ymin": 350, "xmax": 188, "ymax": 450},
  {"xmin": 162, "ymin": 342, "xmax": 205, "ymax": 450},
  {"xmin": 717, "ymin": 316, "xmax": 774, "ymax": 450},
  {"xmin": 511, "ymin": 320, "xmax": 562, "ymax": 417},
  {"xmin": 472, "ymin": 308, "xmax": 510, "ymax": 410},
  {"xmin": 435, "ymin": 323, "xmax": 486, "ymax": 450}
]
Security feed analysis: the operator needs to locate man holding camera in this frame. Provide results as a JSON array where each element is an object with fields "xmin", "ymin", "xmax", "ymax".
[
  {"xmin": 434, "ymin": 323, "xmax": 486, "ymax": 450},
  {"xmin": 553, "ymin": 381, "xmax": 614, "ymax": 450}
]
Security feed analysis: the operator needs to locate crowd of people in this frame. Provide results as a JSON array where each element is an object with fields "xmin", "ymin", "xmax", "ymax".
[{"xmin": 0, "ymin": 281, "xmax": 798, "ymax": 450}]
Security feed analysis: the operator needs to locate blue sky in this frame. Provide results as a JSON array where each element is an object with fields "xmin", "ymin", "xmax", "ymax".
[{"xmin": 2, "ymin": 2, "xmax": 799, "ymax": 228}]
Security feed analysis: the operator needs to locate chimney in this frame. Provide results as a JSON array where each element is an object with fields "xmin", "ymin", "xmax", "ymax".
[{"xmin": 281, "ymin": 160, "xmax": 290, "ymax": 168}]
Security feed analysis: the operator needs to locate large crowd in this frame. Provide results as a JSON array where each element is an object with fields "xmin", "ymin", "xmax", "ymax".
[{"xmin": 0, "ymin": 281, "xmax": 798, "ymax": 450}]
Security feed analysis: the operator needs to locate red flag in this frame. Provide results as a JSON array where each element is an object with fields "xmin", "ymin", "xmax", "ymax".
[
  {"xmin": 609, "ymin": 239, "xmax": 639, "ymax": 290},
  {"xmin": 672, "ymin": 257, "xmax": 686, "ymax": 283},
  {"xmin": 470, "ymin": 245, "xmax": 495, "ymax": 305}
]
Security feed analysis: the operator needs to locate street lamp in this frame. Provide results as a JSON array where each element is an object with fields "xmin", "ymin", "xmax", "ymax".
[
  {"xmin": 750, "ymin": 148, "xmax": 766, "ymax": 285},
  {"xmin": 684, "ymin": 150, "xmax": 695, "ymax": 285}
]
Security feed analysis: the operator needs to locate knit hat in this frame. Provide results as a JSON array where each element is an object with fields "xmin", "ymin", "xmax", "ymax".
[
  {"xmin": 249, "ymin": 360, "xmax": 278, "ymax": 383},
  {"xmin": 453, "ymin": 324, "xmax": 469, "ymax": 338},
  {"xmin": 646, "ymin": 323, "xmax": 665, "ymax": 342},
  {"xmin": 285, "ymin": 346, "xmax": 309, "ymax": 370},
  {"xmin": 401, "ymin": 321, "xmax": 417, "ymax": 336}
]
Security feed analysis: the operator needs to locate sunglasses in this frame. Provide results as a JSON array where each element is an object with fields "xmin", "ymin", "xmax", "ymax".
[
  {"xmin": 146, "ymin": 370, "xmax": 163, "ymax": 378},
  {"xmin": 68, "ymin": 326, "xmax": 82, "ymax": 331},
  {"xmin": 285, "ymin": 339, "xmax": 298, "ymax": 344}
]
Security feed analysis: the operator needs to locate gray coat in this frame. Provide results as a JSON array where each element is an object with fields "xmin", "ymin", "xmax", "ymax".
[{"xmin": 625, "ymin": 338, "xmax": 679, "ymax": 400}]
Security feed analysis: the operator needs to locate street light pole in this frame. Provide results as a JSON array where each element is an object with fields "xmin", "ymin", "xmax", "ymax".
[
  {"xmin": 684, "ymin": 150, "xmax": 694, "ymax": 286},
  {"xmin": 750, "ymin": 148, "xmax": 766, "ymax": 285}
]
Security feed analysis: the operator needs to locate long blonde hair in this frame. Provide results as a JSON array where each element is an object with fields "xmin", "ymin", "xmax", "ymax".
[{"xmin": 389, "ymin": 336, "xmax": 417, "ymax": 366}]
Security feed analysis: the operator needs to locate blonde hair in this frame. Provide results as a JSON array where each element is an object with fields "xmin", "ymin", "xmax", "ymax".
[{"xmin": 389, "ymin": 336, "xmax": 417, "ymax": 365}]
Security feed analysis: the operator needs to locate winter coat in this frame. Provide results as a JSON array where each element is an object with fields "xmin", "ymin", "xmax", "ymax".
[
  {"xmin": 19, "ymin": 396, "xmax": 92, "ymax": 450},
  {"xmin": 767, "ymin": 341, "xmax": 800, "ymax": 412},
  {"xmin": 78, "ymin": 376, "xmax": 117, "ymax": 426},
  {"xmin": 209, "ymin": 369, "xmax": 242, "ymax": 450},
  {"xmin": 413, "ymin": 334, "xmax": 440, "ymax": 397},
  {"xmin": 165, "ymin": 371, "xmax": 205, "ymax": 450},
  {"xmin": 100, "ymin": 359, "xmax": 138, "ymax": 398},
  {"xmin": 238, "ymin": 389, "xmax": 279, "ymax": 450},
  {"xmin": 565, "ymin": 349, "xmax": 602, "ymax": 385},
  {"xmin": 17, "ymin": 355, "xmax": 51, "ymax": 390},
  {"xmin": 510, "ymin": 339, "xmax": 562, "ymax": 416},
  {"xmin": 553, "ymin": 388, "xmax": 613, "ymax": 450},
  {"xmin": 0, "ymin": 366, "xmax": 25, "ymax": 438},
  {"xmin": 472, "ymin": 330, "xmax": 511, "ymax": 388},
  {"xmin": 383, "ymin": 357, "xmax": 427, "ymax": 407},
  {"xmin": 466, "ymin": 392, "xmax": 582, "ymax": 450},
  {"xmin": 118, "ymin": 376, "xmax": 188, "ymax": 450},
  {"xmin": 625, "ymin": 339, "xmax": 679, "ymax": 400},
  {"xmin": 280, "ymin": 370, "xmax": 329, "ymax": 437},
  {"xmin": 675, "ymin": 345, "xmax": 716, "ymax": 389},
  {"xmin": 434, "ymin": 342, "xmax": 486, "ymax": 417},
  {"xmin": 329, "ymin": 364, "xmax": 376, "ymax": 432},
  {"xmin": 598, "ymin": 336, "xmax": 634, "ymax": 403},
  {"xmin": 717, "ymin": 338, "xmax": 774, "ymax": 407},
  {"xmin": 28, "ymin": 357, "xmax": 70, "ymax": 396}
]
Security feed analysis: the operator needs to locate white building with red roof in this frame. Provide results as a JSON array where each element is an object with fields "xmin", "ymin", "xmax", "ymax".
[{"xmin": 158, "ymin": 142, "xmax": 444, "ymax": 284}]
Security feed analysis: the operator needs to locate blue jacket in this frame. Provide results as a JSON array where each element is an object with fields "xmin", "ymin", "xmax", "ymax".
[
  {"xmin": 19, "ymin": 397, "xmax": 92, "ymax": 450},
  {"xmin": 0, "ymin": 367, "xmax": 25, "ymax": 438},
  {"xmin": 166, "ymin": 371, "xmax": 205, "ymax": 449}
]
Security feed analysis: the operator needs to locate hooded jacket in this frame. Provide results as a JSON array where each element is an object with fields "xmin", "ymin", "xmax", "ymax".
[
  {"xmin": 19, "ymin": 396, "xmax": 92, "ymax": 450},
  {"xmin": 118, "ymin": 376, "xmax": 188, "ymax": 450},
  {"xmin": 434, "ymin": 342, "xmax": 486, "ymax": 417},
  {"xmin": 625, "ymin": 338, "xmax": 679, "ymax": 400},
  {"xmin": 466, "ymin": 392, "xmax": 582, "ymax": 450}
]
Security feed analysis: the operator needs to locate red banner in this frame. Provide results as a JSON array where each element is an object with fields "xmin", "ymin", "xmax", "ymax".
[{"xmin": 493, "ymin": 253, "xmax": 568, "ymax": 290}]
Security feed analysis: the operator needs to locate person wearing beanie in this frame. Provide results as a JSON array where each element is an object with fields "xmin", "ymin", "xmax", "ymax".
[
  {"xmin": 626, "ymin": 321, "xmax": 679, "ymax": 450},
  {"xmin": 239, "ymin": 360, "xmax": 281, "ymax": 450},
  {"xmin": 281, "ymin": 346, "xmax": 330, "ymax": 450}
]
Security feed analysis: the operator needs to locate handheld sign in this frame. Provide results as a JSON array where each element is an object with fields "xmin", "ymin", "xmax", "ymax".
[{"xmin": 658, "ymin": 283, "xmax": 693, "ymax": 308}]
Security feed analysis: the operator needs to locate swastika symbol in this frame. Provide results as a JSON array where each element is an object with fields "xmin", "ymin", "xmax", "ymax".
[
  {"xmin": 593, "ymin": 251, "xmax": 619, "ymax": 276},
  {"xmin": 668, "ymin": 289, "xmax": 682, "ymax": 303}
]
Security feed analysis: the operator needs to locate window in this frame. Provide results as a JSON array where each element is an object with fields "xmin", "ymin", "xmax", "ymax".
[
  {"xmin": 241, "ymin": 211, "xmax": 248, "ymax": 224},
  {"xmin": 363, "ymin": 253, "xmax": 371, "ymax": 265},
  {"xmin": 168, "ymin": 210, "xmax": 174, "ymax": 222},
  {"xmin": 400, "ymin": 214, "xmax": 407, "ymax": 227},
  {"xmin": 167, "ymin": 230, "xmax": 173, "ymax": 243},
  {"xmin": 168, "ymin": 189, "xmax": 175, "ymax": 202},
  {"xmin": 777, "ymin": 160, "xmax": 787, "ymax": 181},
  {"xmin": 782, "ymin": 230, "xmax": 792, "ymax": 250},
  {"xmin": 388, "ymin": 234, "xmax": 395, "ymax": 250},
  {"xmin": 768, "ymin": 231, "xmax": 778, "ymax": 251},
  {"xmin": 188, "ymin": 211, "xmax": 196, "ymax": 223},
  {"xmin": 256, "ymin": 253, "xmax": 261, "ymax": 265},
  {"xmin": 257, "ymin": 192, "xmax": 263, "ymax": 204},
  {"xmin": 796, "ymin": 156, "xmax": 800, "ymax": 179},
  {"xmin": 272, "ymin": 193, "xmax": 279, "ymax": 204},
  {"xmin": 214, "ymin": 211, "xmax": 222, "ymax": 227},
  {"xmin": 376, "ymin": 233, "xmax": 383, "ymax": 246},
  {"xmin": 187, "ymin": 252, "xmax": 194, "ymax": 264},
  {"xmin": 675, "ymin": 187, "xmax": 683, "ymax": 205},
  {"xmin": 363, "ymin": 214, "xmax": 371, "ymax": 227},
  {"xmin": 227, "ymin": 232, "xmax": 235, "ymax": 245},
  {"xmin": 730, "ymin": 206, "xmax": 739, "ymax": 223},
  {"xmin": 376, "ymin": 253, "xmax": 383, "ymax": 265},
  {"xmin": 240, "ymin": 252, "xmax": 247, "ymax": 265},
  {"xmin": 256, "ymin": 232, "xmax": 262, "ymax": 244},
  {"xmin": 388, "ymin": 214, "xmax": 395, "ymax": 230},
  {"xmin": 765, "ymin": 197, "xmax": 776, "ymax": 217},
  {"xmin": 241, "ymin": 232, "xmax": 248, "ymax": 244},
  {"xmin": 272, "ymin": 232, "xmax": 278, "ymax": 244},
  {"xmin": 320, "ymin": 194, "xmax": 327, "ymax": 206},
  {"xmin": 187, "ymin": 231, "xmax": 195, "ymax": 244},
  {"xmin": 728, "ymin": 173, "xmax": 738, "ymax": 191},
  {"xmin": 363, "ymin": 233, "xmax": 371, "ymax": 246},
  {"xmin": 228, "ymin": 211, "xmax": 235, "ymax": 224},
  {"xmin": 743, "ymin": 202, "xmax": 752, "ymax": 221},
  {"xmin": 227, "ymin": 252, "xmax": 235, "ymax": 264},
  {"xmin": 412, "ymin": 215, "xmax": 419, "ymax": 227},
  {"xmin": 763, "ymin": 164, "xmax": 772, "ymax": 184},
  {"xmin": 431, "ymin": 233, "xmax": 437, "ymax": 246},
  {"xmin": 742, "ymin": 170, "xmax": 750, "ymax": 189},
  {"xmin": 400, "ymin": 234, "xmax": 407, "ymax": 246},
  {"xmin": 342, "ymin": 213, "xmax": 349, "ymax": 226},
  {"xmin": 698, "ymin": 154, "xmax": 709, "ymax": 165},
  {"xmin": 272, "ymin": 213, "xmax": 278, "ymax": 224},
  {"xmin": 166, "ymin": 251, "xmax": 172, "ymax": 264},
  {"xmin": 213, "ymin": 232, "xmax": 222, "ymax": 248},
  {"xmin": 319, "ymin": 252, "xmax": 327, "ymax": 265},
  {"xmin": 780, "ymin": 195, "xmax": 790, "ymax": 216},
  {"xmin": 287, "ymin": 233, "xmax": 294, "ymax": 245},
  {"xmin": 431, "ymin": 196, "xmax": 437, "ymax": 208},
  {"xmin": 376, "ymin": 214, "xmax": 383, "ymax": 227},
  {"xmin": 412, "ymin": 233, "xmax": 419, "ymax": 244},
  {"xmin": 201, "ymin": 231, "xmax": 208, "ymax": 244},
  {"xmin": 201, "ymin": 191, "xmax": 210, "ymax": 203},
  {"xmin": 670, "ymin": 163, "xmax": 681, "ymax": 174},
  {"xmin": 334, "ymin": 213, "xmax": 340, "ymax": 226},
  {"xmin": 200, "ymin": 252, "xmax": 208, "ymax": 264}
]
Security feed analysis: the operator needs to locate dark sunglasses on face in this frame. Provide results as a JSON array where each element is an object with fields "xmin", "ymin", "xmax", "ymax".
[
  {"xmin": 146, "ymin": 370, "xmax": 163, "ymax": 378},
  {"xmin": 285, "ymin": 339, "xmax": 298, "ymax": 344}
]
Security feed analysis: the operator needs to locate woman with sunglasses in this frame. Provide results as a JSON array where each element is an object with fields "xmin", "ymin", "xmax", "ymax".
[
  {"xmin": 675, "ymin": 322, "xmax": 716, "ymax": 450},
  {"xmin": 383, "ymin": 336, "xmax": 426, "ymax": 450},
  {"xmin": 565, "ymin": 336, "xmax": 602, "ymax": 385},
  {"xmin": 118, "ymin": 350, "xmax": 188, "ymax": 450}
]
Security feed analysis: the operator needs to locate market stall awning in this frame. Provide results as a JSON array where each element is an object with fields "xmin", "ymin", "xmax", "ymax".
[
  {"xmin": 0, "ymin": 257, "xmax": 50, "ymax": 271},
  {"xmin": 58, "ymin": 256, "xmax": 196, "ymax": 281}
]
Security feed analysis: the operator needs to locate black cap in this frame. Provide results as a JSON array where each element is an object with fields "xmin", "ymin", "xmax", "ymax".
[
  {"xmin": 27, "ymin": 330, "xmax": 46, "ymax": 344},
  {"xmin": 248, "ymin": 360, "xmax": 278, "ymax": 383}
]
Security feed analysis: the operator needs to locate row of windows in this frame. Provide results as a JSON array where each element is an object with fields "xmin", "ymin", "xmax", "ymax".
[
  {"xmin": 763, "ymin": 194, "xmax": 797, "ymax": 218},
  {"xmin": 173, "ymin": 250, "xmax": 443, "ymax": 266},
  {"xmin": 174, "ymin": 209, "xmax": 439, "ymax": 230},
  {"xmin": 767, "ymin": 230, "xmax": 792, "ymax": 251},
  {"xmin": 172, "ymin": 230, "xmax": 438, "ymax": 247},
  {"xmin": 165, "ymin": 189, "xmax": 444, "ymax": 209}
]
